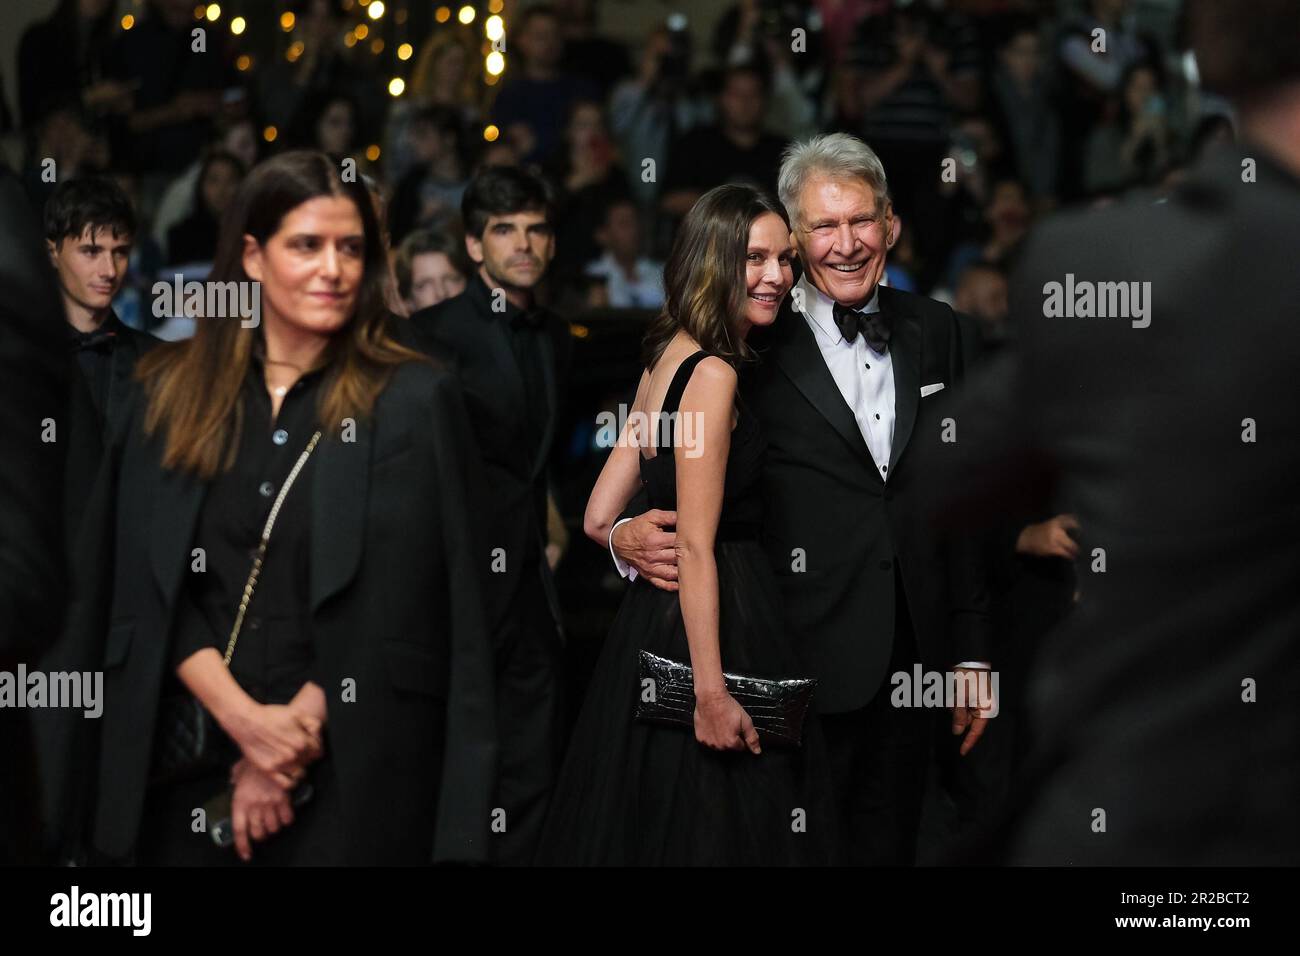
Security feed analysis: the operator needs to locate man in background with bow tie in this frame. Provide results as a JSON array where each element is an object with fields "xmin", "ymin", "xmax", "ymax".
[
  {"xmin": 612, "ymin": 133, "xmax": 991, "ymax": 864},
  {"xmin": 411, "ymin": 165, "xmax": 571, "ymax": 865}
]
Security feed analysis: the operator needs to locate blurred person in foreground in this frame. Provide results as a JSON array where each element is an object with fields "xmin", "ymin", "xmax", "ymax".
[{"xmin": 925, "ymin": 0, "xmax": 1300, "ymax": 865}]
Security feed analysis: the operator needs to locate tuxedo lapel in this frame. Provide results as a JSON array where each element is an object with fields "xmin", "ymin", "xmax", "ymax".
[
  {"xmin": 771, "ymin": 301, "xmax": 876, "ymax": 473},
  {"xmin": 310, "ymin": 424, "xmax": 370, "ymax": 613},
  {"xmin": 149, "ymin": 462, "xmax": 206, "ymax": 611},
  {"xmin": 531, "ymin": 323, "xmax": 558, "ymax": 482},
  {"xmin": 887, "ymin": 297, "xmax": 920, "ymax": 473}
]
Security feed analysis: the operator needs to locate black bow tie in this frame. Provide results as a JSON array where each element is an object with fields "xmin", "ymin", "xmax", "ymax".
[
  {"xmin": 831, "ymin": 302, "xmax": 891, "ymax": 353},
  {"xmin": 70, "ymin": 326, "xmax": 118, "ymax": 354}
]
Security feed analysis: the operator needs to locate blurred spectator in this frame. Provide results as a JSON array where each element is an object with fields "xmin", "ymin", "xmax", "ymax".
[
  {"xmin": 988, "ymin": 19, "xmax": 1061, "ymax": 205},
  {"xmin": 557, "ymin": 0, "xmax": 632, "ymax": 98},
  {"xmin": 1187, "ymin": 112, "xmax": 1236, "ymax": 164},
  {"xmin": 1084, "ymin": 62, "xmax": 1171, "ymax": 195},
  {"xmin": 103, "ymin": 0, "xmax": 229, "ymax": 179},
  {"xmin": 18, "ymin": 0, "xmax": 126, "ymax": 133},
  {"xmin": 825, "ymin": 56, "xmax": 869, "ymax": 134},
  {"xmin": 952, "ymin": 260, "xmax": 1010, "ymax": 347},
  {"xmin": 712, "ymin": 0, "xmax": 821, "ymax": 139},
  {"xmin": 257, "ymin": 0, "xmax": 386, "ymax": 145},
  {"xmin": 390, "ymin": 106, "xmax": 471, "ymax": 244},
  {"xmin": 1056, "ymin": 0, "xmax": 1158, "ymax": 199},
  {"xmin": 661, "ymin": 65, "xmax": 786, "ymax": 220},
  {"xmin": 392, "ymin": 26, "xmax": 485, "ymax": 182},
  {"xmin": 164, "ymin": 150, "xmax": 245, "ymax": 266},
  {"xmin": 152, "ymin": 114, "xmax": 260, "ymax": 254},
  {"xmin": 490, "ymin": 4, "xmax": 598, "ymax": 165},
  {"xmin": 856, "ymin": 4, "xmax": 981, "ymax": 292},
  {"xmin": 394, "ymin": 228, "xmax": 472, "ymax": 314},
  {"xmin": 23, "ymin": 107, "xmax": 110, "ymax": 212},
  {"xmin": 583, "ymin": 197, "xmax": 664, "ymax": 310},
  {"xmin": 545, "ymin": 100, "xmax": 631, "ymax": 286},
  {"xmin": 943, "ymin": 177, "xmax": 1031, "ymax": 290},
  {"xmin": 287, "ymin": 89, "xmax": 362, "ymax": 160},
  {"xmin": 608, "ymin": 24, "xmax": 708, "ymax": 209}
]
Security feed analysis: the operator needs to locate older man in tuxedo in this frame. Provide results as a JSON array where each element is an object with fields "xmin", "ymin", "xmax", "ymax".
[{"xmin": 613, "ymin": 133, "xmax": 992, "ymax": 864}]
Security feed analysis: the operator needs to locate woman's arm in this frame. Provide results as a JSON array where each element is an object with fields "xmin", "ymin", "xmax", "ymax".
[
  {"xmin": 673, "ymin": 358, "xmax": 760, "ymax": 754},
  {"xmin": 583, "ymin": 370, "xmax": 651, "ymax": 547}
]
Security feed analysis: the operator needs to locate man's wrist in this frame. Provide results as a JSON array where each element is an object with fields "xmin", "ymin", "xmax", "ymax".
[{"xmin": 608, "ymin": 517, "xmax": 638, "ymax": 581}]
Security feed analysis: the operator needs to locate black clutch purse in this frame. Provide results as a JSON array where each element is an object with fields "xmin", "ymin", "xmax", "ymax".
[{"xmin": 634, "ymin": 650, "xmax": 817, "ymax": 747}]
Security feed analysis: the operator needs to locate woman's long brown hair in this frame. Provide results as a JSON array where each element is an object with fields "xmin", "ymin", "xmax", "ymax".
[
  {"xmin": 136, "ymin": 151, "xmax": 428, "ymax": 479},
  {"xmin": 641, "ymin": 183, "xmax": 790, "ymax": 370}
]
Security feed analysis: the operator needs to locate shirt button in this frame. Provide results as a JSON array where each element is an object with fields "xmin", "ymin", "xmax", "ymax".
[
  {"xmin": 259, "ymin": 481, "xmax": 275, "ymax": 497},
  {"xmin": 881, "ymin": 465, "xmax": 888, "ymax": 473},
  {"xmin": 272, "ymin": 428, "xmax": 288, "ymax": 445},
  {"xmin": 865, "ymin": 363, "xmax": 871, "ymax": 369},
  {"xmin": 874, "ymin": 413, "xmax": 880, "ymax": 420}
]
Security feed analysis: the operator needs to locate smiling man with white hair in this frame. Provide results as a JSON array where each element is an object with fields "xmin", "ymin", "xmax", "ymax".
[{"xmin": 613, "ymin": 132, "xmax": 992, "ymax": 864}]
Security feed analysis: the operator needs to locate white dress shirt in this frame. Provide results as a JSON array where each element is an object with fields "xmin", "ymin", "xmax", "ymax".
[{"xmin": 796, "ymin": 275, "xmax": 895, "ymax": 481}]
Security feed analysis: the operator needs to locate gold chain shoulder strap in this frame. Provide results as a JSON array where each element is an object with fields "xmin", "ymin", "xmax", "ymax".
[{"xmin": 222, "ymin": 429, "xmax": 323, "ymax": 665}]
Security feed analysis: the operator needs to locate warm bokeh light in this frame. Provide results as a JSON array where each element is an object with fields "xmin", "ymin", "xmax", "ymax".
[
  {"xmin": 458, "ymin": 6, "xmax": 476, "ymax": 25},
  {"xmin": 370, "ymin": 39, "xmax": 384, "ymax": 54},
  {"xmin": 483, "ymin": 124, "xmax": 500, "ymax": 142},
  {"xmin": 368, "ymin": 0, "xmax": 385, "ymax": 19},
  {"xmin": 489, "ymin": 0, "xmax": 504, "ymax": 12},
  {"xmin": 230, "ymin": 16, "xmax": 245, "ymax": 35},
  {"xmin": 287, "ymin": 41, "xmax": 305, "ymax": 62},
  {"xmin": 485, "ymin": 73, "xmax": 500, "ymax": 86},
  {"xmin": 344, "ymin": 30, "xmax": 357, "ymax": 47},
  {"xmin": 366, "ymin": 145, "xmax": 382, "ymax": 162},
  {"xmin": 193, "ymin": 4, "xmax": 205, "ymax": 19},
  {"xmin": 355, "ymin": 23, "xmax": 369, "ymax": 40},
  {"xmin": 485, "ymin": 15, "xmax": 504, "ymax": 42},
  {"xmin": 121, "ymin": 14, "xmax": 135, "ymax": 30},
  {"xmin": 205, "ymin": 3, "xmax": 221, "ymax": 22},
  {"xmin": 485, "ymin": 51, "xmax": 505, "ymax": 76},
  {"xmin": 395, "ymin": 8, "xmax": 407, "ymax": 25},
  {"xmin": 280, "ymin": 12, "xmax": 295, "ymax": 31},
  {"xmin": 388, "ymin": 77, "xmax": 406, "ymax": 97},
  {"xmin": 263, "ymin": 126, "xmax": 278, "ymax": 143},
  {"xmin": 397, "ymin": 43, "xmax": 414, "ymax": 61},
  {"xmin": 236, "ymin": 54, "xmax": 252, "ymax": 71},
  {"xmin": 435, "ymin": 7, "xmax": 452, "ymax": 25}
]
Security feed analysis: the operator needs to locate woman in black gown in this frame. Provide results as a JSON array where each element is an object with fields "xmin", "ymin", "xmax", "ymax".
[{"xmin": 538, "ymin": 184, "xmax": 838, "ymax": 865}]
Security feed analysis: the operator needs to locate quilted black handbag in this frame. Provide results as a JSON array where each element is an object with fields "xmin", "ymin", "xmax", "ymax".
[{"xmin": 634, "ymin": 649, "xmax": 818, "ymax": 747}]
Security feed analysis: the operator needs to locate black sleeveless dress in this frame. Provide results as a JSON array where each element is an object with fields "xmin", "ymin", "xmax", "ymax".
[{"xmin": 537, "ymin": 351, "xmax": 838, "ymax": 865}]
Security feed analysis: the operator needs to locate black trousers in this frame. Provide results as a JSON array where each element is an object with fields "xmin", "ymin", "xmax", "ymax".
[
  {"xmin": 818, "ymin": 570, "xmax": 932, "ymax": 866},
  {"xmin": 491, "ymin": 564, "xmax": 563, "ymax": 866}
]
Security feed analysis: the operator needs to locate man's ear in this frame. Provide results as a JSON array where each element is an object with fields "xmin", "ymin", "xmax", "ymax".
[
  {"xmin": 887, "ymin": 208, "xmax": 901, "ymax": 249},
  {"xmin": 464, "ymin": 233, "xmax": 484, "ymax": 265},
  {"xmin": 46, "ymin": 238, "xmax": 60, "ymax": 268},
  {"xmin": 242, "ymin": 234, "xmax": 263, "ymax": 282}
]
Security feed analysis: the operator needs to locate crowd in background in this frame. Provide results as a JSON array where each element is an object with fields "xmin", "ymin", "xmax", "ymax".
[{"xmin": 4, "ymin": 0, "xmax": 1235, "ymax": 347}]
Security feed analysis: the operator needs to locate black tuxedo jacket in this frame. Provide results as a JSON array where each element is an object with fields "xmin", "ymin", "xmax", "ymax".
[
  {"xmin": 745, "ymin": 284, "xmax": 991, "ymax": 714},
  {"xmin": 409, "ymin": 278, "xmax": 573, "ymax": 645},
  {"xmin": 927, "ymin": 145, "xmax": 1300, "ymax": 864},
  {"xmin": 69, "ymin": 359, "xmax": 497, "ymax": 864}
]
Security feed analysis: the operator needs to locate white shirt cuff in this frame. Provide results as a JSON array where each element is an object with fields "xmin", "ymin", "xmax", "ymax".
[
  {"xmin": 608, "ymin": 518, "xmax": 638, "ymax": 581},
  {"xmin": 955, "ymin": 661, "xmax": 992, "ymax": 670}
]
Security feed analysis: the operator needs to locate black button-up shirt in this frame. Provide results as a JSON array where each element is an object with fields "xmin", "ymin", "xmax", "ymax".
[
  {"xmin": 68, "ymin": 311, "xmax": 125, "ymax": 430},
  {"xmin": 169, "ymin": 352, "xmax": 327, "ymax": 707}
]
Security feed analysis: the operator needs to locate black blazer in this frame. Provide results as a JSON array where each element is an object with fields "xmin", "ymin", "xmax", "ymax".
[
  {"xmin": 409, "ymin": 277, "xmax": 573, "ymax": 644},
  {"xmin": 77, "ymin": 358, "xmax": 497, "ymax": 864},
  {"xmin": 926, "ymin": 144, "xmax": 1300, "ymax": 864},
  {"xmin": 745, "ymin": 284, "xmax": 991, "ymax": 714}
]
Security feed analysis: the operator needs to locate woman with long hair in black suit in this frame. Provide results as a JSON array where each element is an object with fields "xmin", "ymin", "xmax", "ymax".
[{"xmin": 76, "ymin": 150, "xmax": 496, "ymax": 865}]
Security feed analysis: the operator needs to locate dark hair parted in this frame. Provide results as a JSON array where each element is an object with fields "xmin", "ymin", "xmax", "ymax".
[
  {"xmin": 641, "ymin": 183, "xmax": 789, "ymax": 370},
  {"xmin": 135, "ymin": 151, "xmax": 428, "ymax": 479},
  {"xmin": 44, "ymin": 175, "xmax": 136, "ymax": 246},
  {"xmin": 460, "ymin": 164, "xmax": 556, "ymax": 238}
]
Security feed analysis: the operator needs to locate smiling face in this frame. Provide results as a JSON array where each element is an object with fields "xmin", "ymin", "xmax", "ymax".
[
  {"xmin": 794, "ymin": 175, "xmax": 892, "ymax": 308},
  {"xmin": 466, "ymin": 209, "xmax": 555, "ymax": 295},
  {"xmin": 49, "ymin": 224, "xmax": 132, "ymax": 319},
  {"xmin": 242, "ymin": 195, "xmax": 364, "ymax": 341},
  {"xmin": 742, "ymin": 211, "xmax": 794, "ymax": 332}
]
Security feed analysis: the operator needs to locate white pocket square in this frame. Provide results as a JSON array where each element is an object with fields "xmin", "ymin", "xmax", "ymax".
[{"xmin": 920, "ymin": 382, "xmax": 946, "ymax": 397}]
